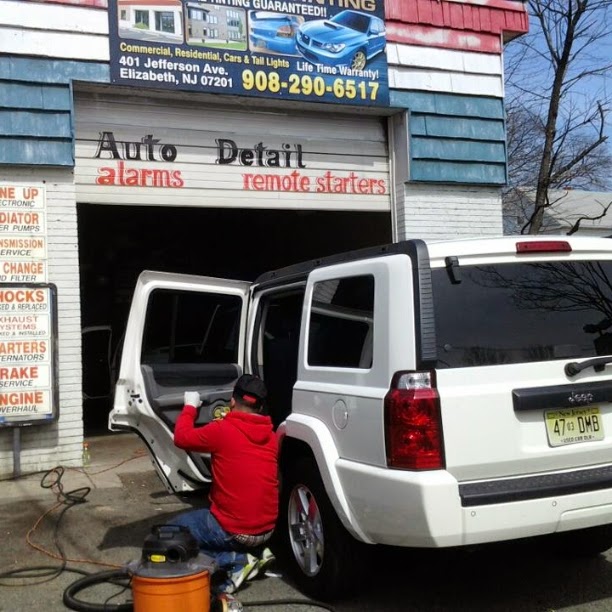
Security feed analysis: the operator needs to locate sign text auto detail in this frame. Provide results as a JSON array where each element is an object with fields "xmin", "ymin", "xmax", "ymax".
[{"xmin": 92, "ymin": 131, "xmax": 386, "ymax": 195}]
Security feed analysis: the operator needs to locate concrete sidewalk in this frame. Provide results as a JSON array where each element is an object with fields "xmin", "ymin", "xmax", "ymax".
[
  {"xmin": 0, "ymin": 432, "xmax": 323, "ymax": 612},
  {"xmin": 2, "ymin": 432, "xmax": 155, "ymax": 500},
  {"xmin": 0, "ymin": 432, "xmax": 193, "ymax": 611}
]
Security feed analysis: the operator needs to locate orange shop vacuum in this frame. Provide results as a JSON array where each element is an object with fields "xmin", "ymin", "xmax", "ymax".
[
  {"xmin": 129, "ymin": 524, "xmax": 215, "ymax": 612},
  {"xmin": 63, "ymin": 524, "xmax": 217, "ymax": 612}
]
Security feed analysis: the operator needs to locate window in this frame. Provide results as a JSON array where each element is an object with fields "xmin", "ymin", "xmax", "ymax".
[
  {"xmin": 308, "ymin": 276, "xmax": 374, "ymax": 368},
  {"xmin": 134, "ymin": 10, "xmax": 149, "ymax": 29},
  {"xmin": 432, "ymin": 260, "xmax": 612, "ymax": 368},
  {"xmin": 227, "ymin": 10, "xmax": 242, "ymax": 28},
  {"xmin": 372, "ymin": 18, "xmax": 384, "ymax": 34},
  {"xmin": 253, "ymin": 290, "xmax": 304, "ymax": 427},
  {"xmin": 155, "ymin": 11, "xmax": 175, "ymax": 33},
  {"xmin": 331, "ymin": 11, "xmax": 369, "ymax": 33},
  {"xmin": 120, "ymin": 9, "xmax": 127, "ymax": 20},
  {"xmin": 189, "ymin": 8, "xmax": 204, "ymax": 20},
  {"xmin": 142, "ymin": 289, "xmax": 242, "ymax": 365}
]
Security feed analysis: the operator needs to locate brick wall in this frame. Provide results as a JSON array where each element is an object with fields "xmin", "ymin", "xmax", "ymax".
[
  {"xmin": 397, "ymin": 184, "xmax": 503, "ymax": 240},
  {"xmin": 0, "ymin": 166, "xmax": 82, "ymax": 477}
]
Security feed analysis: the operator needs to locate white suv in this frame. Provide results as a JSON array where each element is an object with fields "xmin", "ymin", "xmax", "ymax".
[{"xmin": 110, "ymin": 236, "xmax": 612, "ymax": 600}]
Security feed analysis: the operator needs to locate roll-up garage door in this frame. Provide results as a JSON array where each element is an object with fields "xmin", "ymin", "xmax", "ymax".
[{"xmin": 74, "ymin": 93, "xmax": 390, "ymax": 212}]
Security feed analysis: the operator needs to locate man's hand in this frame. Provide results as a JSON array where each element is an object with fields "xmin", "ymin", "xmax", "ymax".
[{"xmin": 184, "ymin": 391, "xmax": 202, "ymax": 408}]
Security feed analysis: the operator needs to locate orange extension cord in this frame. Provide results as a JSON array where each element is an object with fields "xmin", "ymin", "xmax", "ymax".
[{"xmin": 26, "ymin": 449, "xmax": 148, "ymax": 569}]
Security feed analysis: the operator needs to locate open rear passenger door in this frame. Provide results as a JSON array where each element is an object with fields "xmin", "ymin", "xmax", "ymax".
[{"xmin": 109, "ymin": 271, "xmax": 251, "ymax": 494}]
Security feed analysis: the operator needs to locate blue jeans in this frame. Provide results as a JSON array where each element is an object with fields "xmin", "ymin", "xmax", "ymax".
[{"xmin": 170, "ymin": 508, "xmax": 248, "ymax": 592}]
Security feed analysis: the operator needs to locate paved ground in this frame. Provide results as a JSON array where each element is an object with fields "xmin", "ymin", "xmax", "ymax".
[
  {"xmin": 0, "ymin": 433, "xmax": 322, "ymax": 612},
  {"xmin": 4, "ymin": 434, "xmax": 612, "ymax": 611}
]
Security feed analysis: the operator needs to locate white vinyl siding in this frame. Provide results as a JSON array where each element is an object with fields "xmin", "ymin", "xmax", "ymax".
[
  {"xmin": 0, "ymin": 0, "xmax": 109, "ymax": 62},
  {"xmin": 387, "ymin": 43, "xmax": 504, "ymax": 98}
]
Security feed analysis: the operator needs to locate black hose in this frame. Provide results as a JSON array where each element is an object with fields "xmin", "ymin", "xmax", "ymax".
[
  {"xmin": 245, "ymin": 599, "xmax": 337, "ymax": 610},
  {"xmin": 62, "ymin": 567, "xmax": 337, "ymax": 612},
  {"xmin": 63, "ymin": 569, "xmax": 133, "ymax": 612}
]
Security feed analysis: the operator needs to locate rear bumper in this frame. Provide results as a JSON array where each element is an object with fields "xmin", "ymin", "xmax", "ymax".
[{"xmin": 336, "ymin": 459, "xmax": 612, "ymax": 547}]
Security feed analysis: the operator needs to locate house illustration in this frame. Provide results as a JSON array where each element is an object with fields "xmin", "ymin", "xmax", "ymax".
[{"xmin": 118, "ymin": 0, "xmax": 184, "ymax": 44}]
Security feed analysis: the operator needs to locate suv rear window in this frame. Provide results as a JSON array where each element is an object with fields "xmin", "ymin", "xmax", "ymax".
[{"xmin": 432, "ymin": 260, "xmax": 612, "ymax": 368}]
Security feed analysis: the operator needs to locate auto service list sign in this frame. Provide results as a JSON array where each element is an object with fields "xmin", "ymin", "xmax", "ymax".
[
  {"xmin": 0, "ymin": 286, "xmax": 57, "ymax": 426},
  {"xmin": 0, "ymin": 184, "xmax": 58, "ymax": 426},
  {"xmin": 108, "ymin": 0, "xmax": 389, "ymax": 106}
]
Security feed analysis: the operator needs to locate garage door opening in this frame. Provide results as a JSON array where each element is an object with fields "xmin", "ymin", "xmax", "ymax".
[{"xmin": 78, "ymin": 203, "xmax": 391, "ymax": 434}]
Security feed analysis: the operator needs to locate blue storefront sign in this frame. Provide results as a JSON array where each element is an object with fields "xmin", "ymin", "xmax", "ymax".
[{"xmin": 108, "ymin": 0, "xmax": 389, "ymax": 106}]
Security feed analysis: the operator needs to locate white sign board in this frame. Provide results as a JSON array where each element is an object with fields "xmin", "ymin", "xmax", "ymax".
[
  {"xmin": 0, "ymin": 285, "xmax": 58, "ymax": 426},
  {"xmin": 0, "ymin": 183, "xmax": 47, "ymax": 283}
]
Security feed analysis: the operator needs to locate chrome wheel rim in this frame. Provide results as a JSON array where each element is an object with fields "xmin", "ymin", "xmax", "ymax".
[
  {"xmin": 288, "ymin": 483, "xmax": 324, "ymax": 576},
  {"xmin": 351, "ymin": 51, "xmax": 366, "ymax": 70}
]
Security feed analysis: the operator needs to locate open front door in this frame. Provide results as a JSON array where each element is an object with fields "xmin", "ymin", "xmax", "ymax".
[{"xmin": 110, "ymin": 271, "xmax": 251, "ymax": 493}]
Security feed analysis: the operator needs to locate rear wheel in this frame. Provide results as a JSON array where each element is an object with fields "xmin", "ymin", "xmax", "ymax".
[
  {"xmin": 276, "ymin": 457, "xmax": 362, "ymax": 601},
  {"xmin": 545, "ymin": 524, "xmax": 612, "ymax": 557}
]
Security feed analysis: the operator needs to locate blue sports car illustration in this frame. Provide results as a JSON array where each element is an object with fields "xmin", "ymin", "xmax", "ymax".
[
  {"xmin": 249, "ymin": 12, "xmax": 303, "ymax": 55},
  {"xmin": 296, "ymin": 10, "xmax": 386, "ymax": 70}
]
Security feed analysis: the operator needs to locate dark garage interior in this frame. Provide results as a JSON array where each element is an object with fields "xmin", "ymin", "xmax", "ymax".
[{"xmin": 77, "ymin": 203, "xmax": 392, "ymax": 434}]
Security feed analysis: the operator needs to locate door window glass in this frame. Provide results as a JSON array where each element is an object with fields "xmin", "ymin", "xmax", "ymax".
[
  {"xmin": 142, "ymin": 289, "xmax": 242, "ymax": 364},
  {"xmin": 308, "ymin": 276, "xmax": 374, "ymax": 368},
  {"xmin": 253, "ymin": 290, "xmax": 304, "ymax": 427}
]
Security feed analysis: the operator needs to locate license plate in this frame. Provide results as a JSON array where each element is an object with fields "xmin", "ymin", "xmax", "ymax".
[{"xmin": 545, "ymin": 407, "xmax": 604, "ymax": 447}]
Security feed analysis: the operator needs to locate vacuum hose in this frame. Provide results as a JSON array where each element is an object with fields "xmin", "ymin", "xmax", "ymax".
[
  {"xmin": 63, "ymin": 568, "xmax": 133, "ymax": 611},
  {"xmin": 63, "ymin": 567, "xmax": 338, "ymax": 612}
]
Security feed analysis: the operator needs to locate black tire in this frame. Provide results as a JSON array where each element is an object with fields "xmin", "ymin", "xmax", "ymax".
[
  {"xmin": 275, "ymin": 457, "xmax": 363, "ymax": 601},
  {"xmin": 545, "ymin": 524, "xmax": 612, "ymax": 557}
]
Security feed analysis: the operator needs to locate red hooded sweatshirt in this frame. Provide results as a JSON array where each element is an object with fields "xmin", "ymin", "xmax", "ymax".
[{"xmin": 174, "ymin": 405, "xmax": 279, "ymax": 535}]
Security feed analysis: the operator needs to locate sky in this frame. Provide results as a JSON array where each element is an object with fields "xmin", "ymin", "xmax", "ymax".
[
  {"xmin": 502, "ymin": 1, "xmax": 612, "ymax": 190},
  {"xmin": 503, "ymin": 1, "xmax": 612, "ymax": 141}
]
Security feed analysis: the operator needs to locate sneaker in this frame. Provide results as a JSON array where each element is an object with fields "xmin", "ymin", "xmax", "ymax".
[
  {"xmin": 213, "ymin": 593, "xmax": 244, "ymax": 612},
  {"xmin": 247, "ymin": 547, "xmax": 276, "ymax": 580},
  {"xmin": 225, "ymin": 554, "xmax": 258, "ymax": 593}
]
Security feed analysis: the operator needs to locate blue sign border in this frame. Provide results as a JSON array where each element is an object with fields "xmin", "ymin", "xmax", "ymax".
[{"xmin": 108, "ymin": 0, "xmax": 389, "ymax": 106}]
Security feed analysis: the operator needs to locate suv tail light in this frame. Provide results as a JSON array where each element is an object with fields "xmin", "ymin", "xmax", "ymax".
[
  {"xmin": 516, "ymin": 240, "xmax": 571, "ymax": 253},
  {"xmin": 384, "ymin": 371, "xmax": 444, "ymax": 470}
]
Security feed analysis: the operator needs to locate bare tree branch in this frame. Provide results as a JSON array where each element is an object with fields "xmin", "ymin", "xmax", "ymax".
[
  {"xmin": 504, "ymin": 0, "xmax": 612, "ymax": 234},
  {"xmin": 567, "ymin": 200, "xmax": 612, "ymax": 234}
]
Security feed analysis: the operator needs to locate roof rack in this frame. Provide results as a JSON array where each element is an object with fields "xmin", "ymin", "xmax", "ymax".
[{"xmin": 254, "ymin": 240, "xmax": 419, "ymax": 288}]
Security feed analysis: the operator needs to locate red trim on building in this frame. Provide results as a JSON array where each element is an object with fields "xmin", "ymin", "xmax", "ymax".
[
  {"xmin": 34, "ymin": 0, "xmax": 107, "ymax": 6},
  {"xmin": 118, "ymin": 0, "xmax": 181, "ymax": 6},
  {"xmin": 386, "ymin": 22, "xmax": 502, "ymax": 54},
  {"xmin": 385, "ymin": 0, "xmax": 529, "ymax": 48}
]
